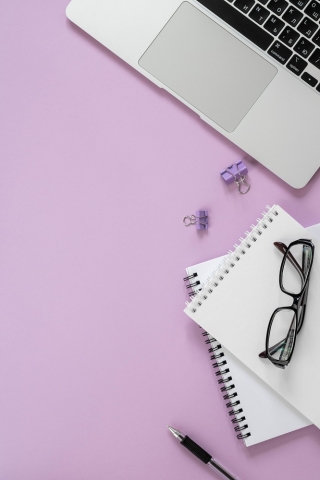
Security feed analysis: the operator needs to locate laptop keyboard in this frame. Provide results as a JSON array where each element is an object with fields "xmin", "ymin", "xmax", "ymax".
[{"xmin": 197, "ymin": 0, "xmax": 320, "ymax": 93}]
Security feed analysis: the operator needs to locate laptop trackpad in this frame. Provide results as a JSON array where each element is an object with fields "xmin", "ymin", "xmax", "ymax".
[{"xmin": 139, "ymin": 2, "xmax": 277, "ymax": 132}]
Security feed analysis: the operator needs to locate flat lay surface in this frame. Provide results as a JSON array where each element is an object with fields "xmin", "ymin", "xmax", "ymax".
[{"xmin": 1, "ymin": 1, "xmax": 320, "ymax": 479}]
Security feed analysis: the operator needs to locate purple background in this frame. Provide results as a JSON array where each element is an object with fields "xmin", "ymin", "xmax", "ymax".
[{"xmin": 1, "ymin": 1, "xmax": 320, "ymax": 479}]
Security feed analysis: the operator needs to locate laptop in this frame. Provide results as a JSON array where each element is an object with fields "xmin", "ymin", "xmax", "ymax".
[{"xmin": 66, "ymin": 0, "xmax": 320, "ymax": 188}]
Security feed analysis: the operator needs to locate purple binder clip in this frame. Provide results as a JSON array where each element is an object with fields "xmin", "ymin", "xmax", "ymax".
[
  {"xmin": 220, "ymin": 160, "xmax": 250, "ymax": 194},
  {"xmin": 183, "ymin": 210, "xmax": 208, "ymax": 230}
]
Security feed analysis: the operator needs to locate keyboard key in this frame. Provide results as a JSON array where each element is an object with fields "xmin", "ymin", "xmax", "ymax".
[
  {"xmin": 249, "ymin": 3, "xmax": 270, "ymax": 23},
  {"xmin": 282, "ymin": 6, "xmax": 303, "ymax": 26},
  {"xmin": 268, "ymin": 0, "xmax": 289, "ymax": 15},
  {"xmin": 264, "ymin": 15, "xmax": 285, "ymax": 34},
  {"xmin": 289, "ymin": 0, "xmax": 309, "ymax": 8},
  {"xmin": 316, "ymin": 83, "xmax": 320, "ymax": 91},
  {"xmin": 305, "ymin": 1, "xmax": 320, "ymax": 22},
  {"xmin": 301, "ymin": 71, "xmax": 318, "ymax": 86},
  {"xmin": 196, "ymin": 0, "xmax": 274, "ymax": 50},
  {"xmin": 259, "ymin": 0, "xmax": 269, "ymax": 3},
  {"xmin": 294, "ymin": 36, "xmax": 315, "ymax": 57},
  {"xmin": 309, "ymin": 48, "xmax": 320, "ymax": 68},
  {"xmin": 234, "ymin": 0, "xmax": 255, "ymax": 12},
  {"xmin": 268, "ymin": 40, "xmax": 293, "ymax": 63},
  {"xmin": 297, "ymin": 17, "xmax": 318, "ymax": 38},
  {"xmin": 313, "ymin": 31, "xmax": 320, "ymax": 46},
  {"xmin": 286, "ymin": 54, "xmax": 308, "ymax": 74},
  {"xmin": 279, "ymin": 26, "xmax": 300, "ymax": 45}
]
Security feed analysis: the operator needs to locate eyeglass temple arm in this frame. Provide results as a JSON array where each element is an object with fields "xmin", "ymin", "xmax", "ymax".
[
  {"xmin": 259, "ymin": 339, "xmax": 285, "ymax": 358},
  {"xmin": 297, "ymin": 282, "xmax": 309, "ymax": 334},
  {"xmin": 295, "ymin": 245, "xmax": 312, "ymax": 335}
]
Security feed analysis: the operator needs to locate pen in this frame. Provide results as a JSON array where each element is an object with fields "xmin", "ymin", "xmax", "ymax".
[{"xmin": 167, "ymin": 425, "xmax": 239, "ymax": 480}]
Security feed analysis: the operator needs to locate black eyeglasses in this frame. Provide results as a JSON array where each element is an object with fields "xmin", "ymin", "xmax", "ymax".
[{"xmin": 259, "ymin": 239, "xmax": 315, "ymax": 369}]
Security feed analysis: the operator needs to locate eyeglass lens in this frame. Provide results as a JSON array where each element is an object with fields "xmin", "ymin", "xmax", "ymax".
[
  {"xmin": 268, "ymin": 309, "xmax": 297, "ymax": 361},
  {"xmin": 282, "ymin": 243, "xmax": 312, "ymax": 295}
]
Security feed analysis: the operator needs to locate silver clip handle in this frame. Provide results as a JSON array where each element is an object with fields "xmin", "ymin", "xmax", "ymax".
[
  {"xmin": 183, "ymin": 215, "xmax": 208, "ymax": 226},
  {"xmin": 183, "ymin": 215, "xmax": 196, "ymax": 226},
  {"xmin": 235, "ymin": 176, "xmax": 250, "ymax": 195}
]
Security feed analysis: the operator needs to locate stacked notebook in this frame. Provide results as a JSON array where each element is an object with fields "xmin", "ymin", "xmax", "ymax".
[{"xmin": 184, "ymin": 206, "xmax": 320, "ymax": 446}]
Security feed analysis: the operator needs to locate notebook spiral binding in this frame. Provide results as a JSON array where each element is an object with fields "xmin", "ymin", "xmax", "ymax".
[
  {"xmin": 184, "ymin": 300, "xmax": 252, "ymax": 440},
  {"xmin": 203, "ymin": 331, "xmax": 251, "ymax": 440},
  {"xmin": 183, "ymin": 205, "xmax": 280, "ymax": 442},
  {"xmin": 185, "ymin": 205, "xmax": 279, "ymax": 313}
]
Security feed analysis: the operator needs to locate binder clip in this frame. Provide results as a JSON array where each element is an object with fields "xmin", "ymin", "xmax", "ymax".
[
  {"xmin": 220, "ymin": 160, "xmax": 250, "ymax": 194},
  {"xmin": 183, "ymin": 210, "xmax": 208, "ymax": 230}
]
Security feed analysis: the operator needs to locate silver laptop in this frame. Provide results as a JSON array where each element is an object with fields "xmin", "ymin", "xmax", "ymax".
[{"xmin": 66, "ymin": 0, "xmax": 320, "ymax": 188}]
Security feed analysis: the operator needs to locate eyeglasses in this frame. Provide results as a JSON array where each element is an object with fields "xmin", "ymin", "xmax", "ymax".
[{"xmin": 259, "ymin": 239, "xmax": 315, "ymax": 369}]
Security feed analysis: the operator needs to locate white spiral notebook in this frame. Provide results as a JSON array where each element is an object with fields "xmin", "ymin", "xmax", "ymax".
[
  {"xmin": 184, "ymin": 206, "xmax": 320, "ymax": 432},
  {"xmin": 185, "ymin": 240, "xmax": 320, "ymax": 446}
]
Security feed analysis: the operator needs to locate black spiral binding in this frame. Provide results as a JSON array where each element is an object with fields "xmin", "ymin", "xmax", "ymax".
[
  {"xmin": 203, "ymin": 330, "xmax": 251, "ymax": 440},
  {"xmin": 183, "ymin": 273, "xmax": 203, "ymax": 296},
  {"xmin": 183, "ymin": 269, "xmax": 251, "ymax": 441}
]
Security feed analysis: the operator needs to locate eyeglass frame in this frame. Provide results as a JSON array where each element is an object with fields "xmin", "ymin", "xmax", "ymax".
[{"xmin": 259, "ymin": 239, "xmax": 315, "ymax": 369}]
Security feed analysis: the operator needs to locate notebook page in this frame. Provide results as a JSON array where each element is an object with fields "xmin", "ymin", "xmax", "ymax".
[{"xmin": 185, "ymin": 206, "xmax": 320, "ymax": 428}]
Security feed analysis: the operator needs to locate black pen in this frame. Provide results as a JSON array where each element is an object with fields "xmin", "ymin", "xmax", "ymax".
[{"xmin": 167, "ymin": 426, "xmax": 239, "ymax": 480}]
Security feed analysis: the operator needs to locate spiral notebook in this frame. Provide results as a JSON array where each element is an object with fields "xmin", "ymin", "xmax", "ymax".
[
  {"xmin": 184, "ymin": 205, "xmax": 320, "ymax": 432},
  {"xmin": 185, "ymin": 238, "xmax": 320, "ymax": 446}
]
